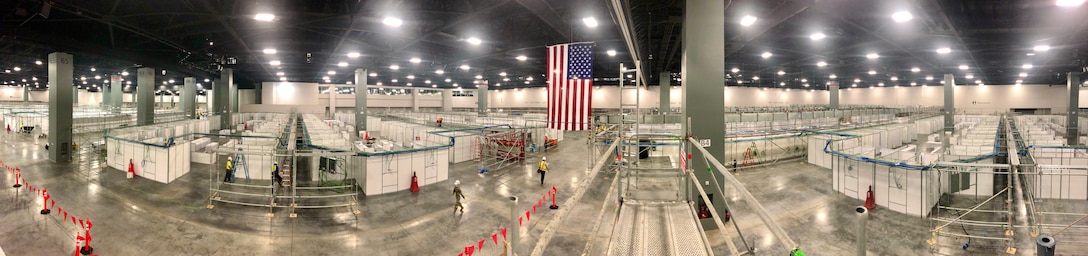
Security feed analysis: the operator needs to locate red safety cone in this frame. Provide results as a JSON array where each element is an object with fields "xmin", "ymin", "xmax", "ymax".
[
  {"xmin": 549, "ymin": 186, "xmax": 559, "ymax": 209},
  {"xmin": 409, "ymin": 172, "xmax": 419, "ymax": 193},
  {"xmin": 864, "ymin": 185, "xmax": 876, "ymax": 210}
]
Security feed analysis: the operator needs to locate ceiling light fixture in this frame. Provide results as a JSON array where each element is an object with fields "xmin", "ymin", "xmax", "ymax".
[
  {"xmin": 369, "ymin": 73, "xmax": 377, "ymax": 77},
  {"xmin": 276, "ymin": 72, "xmax": 285, "ymax": 76},
  {"xmin": 269, "ymin": 60, "xmax": 281, "ymax": 66},
  {"xmin": 777, "ymin": 71, "xmax": 785, "ymax": 76},
  {"xmin": 34, "ymin": 60, "xmax": 42, "ymax": 65},
  {"xmin": 407, "ymin": 75, "xmax": 415, "ymax": 80},
  {"xmin": 810, "ymin": 32, "xmax": 826, "ymax": 40},
  {"xmin": 829, "ymin": 74, "xmax": 837, "ymax": 79},
  {"xmin": 936, "ymin": 48, "xmax": 952, "ymax": 54},
  {"xmin": 121, "ymin": 71, "xmax": 129, "ymax": 76},
  {"xmin": 816, "ymin": 61, "xmax": 827, "ymax": 67},
  {"xmin": 389, "ymin": 65, "xmax": 399, "ymax": 70},
  {"xmin": 445, "ymin": 78, "xmax": 452, "ymax": 82},
  {"xmin": 1019, "ymin": 72, "xmax": 1027, "ymax": 77},
  {"xmin": 926, "ymin": 76, "xmax": 933, "ymax": 81},
  {"xmin": 966, "ymin": 74, "xmax": 974, "ymax": 79},
  {"xmin": 1022, "ymin": 64, "xmax": 1033, "ymax": 69},
  {"xmin": 254, "ymin": 13, "xmax": 275, "ymax": 21},
  {"xmin": 382, "ymin": 17, "xmax": 403, "ymax": 27},
  {"xmin": 1056, "ymin": 0, "xmax": 1085, "ymax": 6},
  {"xmin": 435, "ymin": 69, "xmax": 445, "ymax": 75},
  {"xmin": 409, "ymin": 57, "xmax": 421, "ymax": 63},
  {"xmin": 891, "ymin": 11, "xmax": 913, "ymax": 22},
  {"xmin": 761, "ymin": 52, "xmax": 772, "ymax": 58},
  {"xmin": 1033, "ymin": 45, "xmax": 1051, "ymax": 52},
  {"xmin": 460, "ymin": 64, "xmax": 470, "ymax": 70},
  {"xmin": 869, "ymin": 70, "xmax": 877, "ymax": 75},
  {"xmin": 911, "ymin": 67, "xmax": 920, "ymax": 72},
  {"xmin": 466, "ymin": 37, "xmax": 482, "ymax": 45},
  {"xmin": 866, "ymin": 53, "xmax": 879, "ymax": 59},
  {"xmin": 263, "ymin": 48, "xmax": 277, "ymax": 54},
  {"xmin": 582, "ymin": 17, "xmax": 599, "ymax": 28},
  {"xmin": 516, "ymin": 55, "xmax": 528, "ymax": 61},
  {"xmin": 607, "ymin": 50, "xmax": 617, "ymax": 56},
  {"xmin": 731, "ymin": 68, "xmax": 739, "ymax": 73},
  {"xmin": 499, "ymin": 72, "xmax": 508, "ymax": 76},
  {"xmin": 328, "ymin": 70, "xmax": 336, "ymax": 75},
  {"xmin": 347, "ymin": 52, "xmax": 361, "ymax": 58},
  {"xmin": 958, "ymin": 64, "xmax": 968, "ymax": 70},
  {"xmin": 740, "ymin": 15, "xmax": 757, "ymax": 26},
  {"xmin": 890, "ymin": 76, "xmax": 899, "ymax": 81},
  {"xmin": 752, "ymin": 76, "xmax": 760, "ymax": 80},
  {"xmin": 338, "ymin": 62, "xmax": 348, "ymax": 67}
]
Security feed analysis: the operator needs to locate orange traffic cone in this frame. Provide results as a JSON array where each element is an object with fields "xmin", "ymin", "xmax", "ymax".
[{"xmin": 864, "ymin": 185, "xmax": 876, "ymax": 210}]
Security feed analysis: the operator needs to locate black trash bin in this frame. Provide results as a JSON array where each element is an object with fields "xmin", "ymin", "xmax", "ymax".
[{"xmin": 638, "ymin": 139, "xmax": 650, "ymax": 159}]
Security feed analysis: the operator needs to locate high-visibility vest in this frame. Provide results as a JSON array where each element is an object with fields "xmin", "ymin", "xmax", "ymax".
[{"xmin": 538, "ymin": 161, "xmax": 548, "ymax": 171}]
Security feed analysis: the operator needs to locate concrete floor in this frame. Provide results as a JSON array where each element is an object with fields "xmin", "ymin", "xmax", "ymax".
[{"xmin": 0, "ymin": 129, "xmax": 1077, "ymax": 255}]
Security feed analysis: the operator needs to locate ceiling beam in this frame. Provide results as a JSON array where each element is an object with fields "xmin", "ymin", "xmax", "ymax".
[
  {"xmin": 923, "ymin": 0, "xmax": 990, "ymax": 83},
  {"xmin": 725, "ymin": 0, "xmax": 813, "ymax": 58},
  {"xmin": 513, "ymin": 0, "xmax": 570, "ymax": 40}
]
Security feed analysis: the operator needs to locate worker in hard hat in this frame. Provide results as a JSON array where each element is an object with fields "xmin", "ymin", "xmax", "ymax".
[
  {"xmin": 452, "ymin": 180, "xmax": 465, "ymax": 214},
  {"xmin": 272, "ymin": 163, "xmax": 283, "ymax": 187},
  {"xmin": 223, "ymin": 156, "xmax": 234, "ymax": 182},
  {"xmin": 537, "ymin": 157, "xmax": 549, "ymax": 185}
]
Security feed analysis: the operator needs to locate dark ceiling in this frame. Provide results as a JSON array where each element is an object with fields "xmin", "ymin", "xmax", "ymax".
[{"xmin": 0, "ymin": 0, "xmax": 1086, "ymax": 92}]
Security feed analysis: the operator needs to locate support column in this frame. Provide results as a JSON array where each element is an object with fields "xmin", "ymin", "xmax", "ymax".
[
  {"xmin": 219, "ymin": 69, "xmax": 233, "ymax": 130},
  {"xmin": 681, "ymin": 0, "xmax": 726, "ymax": 229},
  {"xmin": 659, "ymin": 72, "xmax": 670, "ymax": 113},
  {"xmin": 829, "ymin": 82, "xmax": 840, "ymax": 109},
  {"xmin": 329, "ymin": 85, "xmax": 337, "ymax": 117},
  {"xmin": 47, "ymin": 52, "xmax": 74, "ymax": 162},
  {"xmin": 136, "ymin": 67, "xmax": 155, "ymax": 125},
  {"xmin": 943, "ymin": 74, "xmax": 955, "ymax": 133},
  {"xmin": 22, "ymin": 85, "xmax": 28, "ymax": 104},
  {"xmin": 182, "ymin": 77, "xmax": 196, "ymax": 118},
  {"xmin": 159, "ymin": 93, "xmax": 165, "ymax": 110},
  {"xmin": 254, "ymin": 83, "xmax": 263, "ymax": 104},
  {"xmin": 442, "ymin": 89, "xmax": 454, "ymax": 111},
  {"xmin": 411, "ymin": 89, "xmax": 420, "ymax": 112},
  {"xmin": 354, "ymin": 69, "xmax": 367, "ymax": 137},
  {"xmin": 230, "ymin": 82, "xmax": 239, "ymax": 113},
  {"xmin": 110, "ymin": 76, "xmax": 122, "ymax": 113},
  {"xmin": 1068, "ymin": 72, "xmax": 1081, "ymax": 145},
  {"xmin": 102, "ymin": 80, "xmax": 111, "ymax": 109},
  {"xmin": 73, "ymin": 85, "xmax": 78, "ymax": 105},
  {"xmin": 477, "ymin": 80, "xmax": 488, "ymax": 116}
]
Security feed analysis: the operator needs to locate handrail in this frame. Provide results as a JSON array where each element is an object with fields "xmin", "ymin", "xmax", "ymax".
[{"xmin": 687, "ymin": 137, "xmax": 800, "ymax": 251}]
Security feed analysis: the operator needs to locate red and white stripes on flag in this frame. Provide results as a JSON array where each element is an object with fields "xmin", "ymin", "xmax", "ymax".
[{"xmin": 547, "ymin": 43, "xmax": 594, "ymax": 130}]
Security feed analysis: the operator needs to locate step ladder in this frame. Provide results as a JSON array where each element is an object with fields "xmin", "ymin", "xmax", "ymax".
[
  {"xmin": 230, "ymin": 151, "xmax": 250, "ymax": 183},
  {"xmin": 280, "ymin": 159, "xmax": 292, "ymax": 187}
]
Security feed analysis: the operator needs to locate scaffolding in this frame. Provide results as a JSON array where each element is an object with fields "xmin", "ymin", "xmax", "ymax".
[{"xmin": 478, "ymin": 127, "xmax": 526, "ymax": 172}]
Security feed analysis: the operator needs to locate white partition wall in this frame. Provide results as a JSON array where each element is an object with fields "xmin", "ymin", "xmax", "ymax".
[{"xmin": 362, "ymin": 149, "xmax": 450, "ymax": 195}]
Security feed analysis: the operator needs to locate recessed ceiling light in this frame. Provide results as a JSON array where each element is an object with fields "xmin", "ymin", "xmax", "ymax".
[
  {"xmin": 761, "ymin": 52, "xmax": 772, "ymax": 58},
  {"xmin": 829, "ymin": 74, "xmax": 837, "ymax": 79},
  {"xmin": 499, "ymin": 72, "xmax": 508, "ymax": 76},
  {"xmin": 975, "ymin": 80, "xmax": 982, "ymax": 84},
  {"xmin": 890, "ymin": 76, "xmax": 899, "ymax": 81},
  {"xmin": 254, "ymin": 13, "xmax": 275, "ymax": 22},
  {"xmin": 475, "ymin": 75, "xmax": 483, "ymax": 79},
  {"xmin": 276, "ymin": 72, "xmax": 285, "ymax": 76},
  {"xmin": 804, "ymin": 83, "xmax": 810, "ymax": 87},
  {"xmin": 338, "ymin": 62, "xmax": 348, "ymax": 67},
  {"xmin": 854, "ymin": 78, "xmax": 861, "ymax": 83},
  {"xmin": 409, "ymin": 57, "xmax": 421, "ymax": 63},
  {"xmin": 204, "ymin": 79, "xmax": 210, "ymax": 82},
  {"xmin": 1033, "ymin": 45, "xmax": 1050, "ymax": 52},
  {"xmin": 460, "ymin": 64, "xmax": 470, "ymax": 70},
  {"xmin": 752, "ymin": 76, "xmax": 760, "ymax": 80},
  {"xmin": 965, "ymin": 74, "xmax": 974, "ymax": 79},
  {"xmin": 911, "ymin": 82, "xmax": 917, "ymax": 86},
  {"xmin": 1016, "ymin": 79, "xmax": 1023, "ymax": 83},
  {"xmin": 466, "ymin": 37, "xmax": 482, "ymax": 45},
  {"xmin": 407, "ymin": 75, "xmax": 415, "ymax": 80},
  {"xmin": 1022, "ymin": 64, "xmax": 1033, "ymax": 69},
  {"xmin": 891, "ymin": 11, "xmax": 913, "ymax": 22},
  {"xmin": 607, "ymin": 50, "xmax": 617, "ymax": 56},
  {"xmin": 382, "ymin": 17, "xmax": 403, "ymax": 27},
  {"xmin": 925, "ymin": 76, "xmax": 933, "ymax": 81},
  {"xmin": 270, "ymin": 60, "xmax": 281, "ymax": 66},
  {"xmin": 958, "ymin": 64, "xmax": 968, "ymax": 70},
  {"xmin": 879, "ymin": 82, "xmax": 885, "ymax": 86},
  {"xmin": 526, "ymin": 77, "xmax": 534, "ymax": 81},
  {"xmin": 1019, "ymin": 72, "xmax": 1027, "ymax": 77},
  {"xmin": 582, "ymin": 17, "xmax": 599, "ymax": 28},
  {"xmin": 1027, "ymin": 53, "xmax": 1036, "ymax": 56},
  {"xmin": 866, "ymin": 53, "xmax": 879, "ymax": 59},
  {"xmin": 868, "ymin": 70, "xmax": 877, "ymax": 75},
  {"xmin": 816, "ymin": 61, "xmax": 827, "ymax": 67},
  {"xmin": 524, "ymin": 81, "xmax": 530, "ymax": 84},
  {"xmin": 740, "ymin": 15, "xmax": 757, "ymax": 26},
  {"xmin": 369, "ymin": 73, "xmax": 377, "ymax": 77},
  {"xmin": 810, "ymin": 33, "xmax": 826, "ymax": 40},
  {"xmin": 121, "ymin": 71, "xmax": 129, "ymax": 76},
  {"xmin": 911, "ymin": 67, "xmax": 920, "ymax": 72},
  {"xmin": 34, "ymin": 60, "xmax": 42, "ymax": 65},
  {"xmin": 445, "ymin": 78, "xmax": 452, "ymax": 82},
  {"xmin": 936, "ymin": 48, "xmax": 952, "ymax": 54},
  {"xmin": 347, "ymin": 52, "xmax": 361, "ymax": 58},
  {"xmin": 392, "ymin": 79, "xmax": 398, "ymax": 83},
  {"xmin": 503, "ymin": 78, "xmax": 510, "ymax": 82},
  {"xmin": 279, "ymin": 77, "xmax": 287, "ymax": 81},
  {"xmin": 852, "ymin": 83, "xmax": 857, "ymax": 87},
  {"xmin": 328, "ymin": 70, "xmax": 336, "ymax": 75},
  {"xmin": 322, "ymin": 76, "xmax": 329, "ymax": 80},
  {"xmin": 263, "ymin": 48, "xmax": 277, "ymax": 54},
  {"xmin": 801, "ymin": 78, "xmax": 808, "ymax": 82},
  {"xmin": 435, "ymin": 69, "xmax": 445, "ymax": 74},
  {"xmin": 777, "ymin": 71, "xmax": 785, "ymax": 76},
  {"xmin": 390, "ymin": 65, "xmax": 399, "ymax": 70},
  {"xmin": 425, "ymin": 80, "xmax": 432, "ymax": 84},
  {"xmin": 90, "ymin": 67, "xmax": 96, "ymax": 72},
  {"xmin": 406, "ymin": 83, "xmax": 412, "ymax": 86},
  {"xmin": 432, "ymin": 85, "xmax": 437, "ymax": 88},
  {"xmin": 731, "ymin": 68, "xmax": 739, "ymax": 73},
  {"xmin": 1057, "ymin": 0, "xmax": 1085, "ymax": 7},
  {"xmin": 94, "ymin": 75, "xmax": 101, "ymax": 80}
]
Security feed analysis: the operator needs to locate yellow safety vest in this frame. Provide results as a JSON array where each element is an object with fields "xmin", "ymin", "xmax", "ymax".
[
  {"xmin": 226, "ymin": 161, "xmax": 233, "ymax": 170},
  {"xmin": 538, "ymin": 161, "xmax": 548, "ymax": 171}
]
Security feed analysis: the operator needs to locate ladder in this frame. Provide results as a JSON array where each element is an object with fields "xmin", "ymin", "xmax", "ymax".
[
  {"xmin": 280, "ymin": 159, "xmax": 292, "ymax": 187},
  {"xmin": 230, "ymin": 151, "xmax": 250, "ymax": 183}
]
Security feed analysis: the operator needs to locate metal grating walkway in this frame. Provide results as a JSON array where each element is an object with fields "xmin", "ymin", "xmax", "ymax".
[{"xmin": 606, "ymin": 202, "xmax": 713, "ymax": 256}]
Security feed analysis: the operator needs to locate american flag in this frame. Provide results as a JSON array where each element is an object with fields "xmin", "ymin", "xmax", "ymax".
[{"xmin": 547, "ymin": 43, "xmax": 593, "ymax": 130}]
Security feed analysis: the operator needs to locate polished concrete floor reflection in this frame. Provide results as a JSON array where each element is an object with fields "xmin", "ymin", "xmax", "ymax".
[{"xmin": 0, "ymin": 130, "xmax": 1074, "ymax": 255}]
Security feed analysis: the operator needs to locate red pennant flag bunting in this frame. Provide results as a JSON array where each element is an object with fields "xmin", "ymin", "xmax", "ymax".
[
  {"xmin": 492, "ymin": 233, "xmax": 498, "ymax": 245},
  {"xmin": 477, "ymin": 239, "xmax": 485, "ymax": 251},
  {"xmin": 519, "ymin": 217, "xmax": 523, "ymax": 226},
  {"xmin": 525, "ymin": 211, "xmax": 531, "ymax": 222},
  {"xmin": 501, "ymin": 228, "xmax": 508, "ymax": 240}
]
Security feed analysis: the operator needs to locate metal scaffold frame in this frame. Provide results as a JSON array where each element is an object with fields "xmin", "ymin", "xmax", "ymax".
[{"xmin": 477, "ymin": 126, "xmax": 527, "ymax": 172}]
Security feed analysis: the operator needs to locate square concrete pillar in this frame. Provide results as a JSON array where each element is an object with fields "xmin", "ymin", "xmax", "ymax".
[
  {"xmin": 136, "ymin": 67, "xmax": 155, "ymax": 125},
  {"xmin": 354, "ymin": 69, "xmax": 367, "ymax": 136},
  {"xmin": 47, "ymin": 52, "xmax": 74, "ymax": 162}
]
